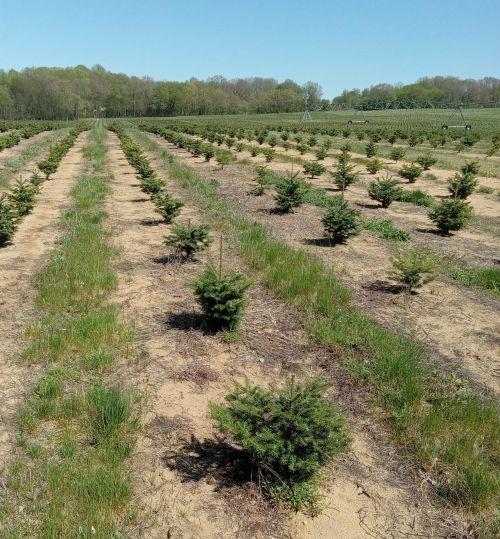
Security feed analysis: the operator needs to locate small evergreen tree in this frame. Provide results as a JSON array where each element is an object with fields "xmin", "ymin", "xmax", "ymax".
[
  {"xmin": 29, "ymin": 172, "xmax": 44, "ymax": 188},
  {"xmin": 407, "ymin": 133, "xmax": 419, "ymax": 147},
  {"xmin": 274, "ymin": 172, "xmax": 309, "ymax": 213},
  {"xmin": 365, "ymin": 158, "xmax": 383, "ymax": 174},
  {"xmin": 192, "ymin": 265, "xmax": 251, "ymax": 331},
  {"xmin": 365, "ymin": 141, "xmax": 376, "ymax": 158},
  {"xmin": 416, "ymin": 153, "xmax": 437, "ymax": 170},
  {"xmin": 216, "ymin": 150, "xmax": 235, "ymax": 169},
  {"xmin": 297, "ymin": 143, "xmax": 308, "ymax": 155},
  {"xmin": 164, "ymin": 222, "xmax": 212, "ymax": 260},
  {"xmin": 447, "ymin": 161, "xmax": 480, "ymax": 199},
  {"xmin": 322, "ymin": 137, "xmax": 332, "ymax": 150},
  {"xmin": 390, "ymin": 147, "xmax": 406, "ymax": 162},
  {"xmin": 202, "ymin": 144, "xmax": 215, "ymax": 161},
  {"xmin": 267, "ymin": 135, "xmax": 278, "ymax": 148},
  {"xmin": 428, "ymin": 199, "xmax": 473, "ymax": 234},
  {"xmin": 250, "ymin": 166, "xmax": 272, "ymax": 196},
  {"xmin": 210, "ymin": 377, "xmax": 350, "ymax": 510},
  {"xmin": 38, "ymin": 159, "xmax": 58, "ymax": 180},
  {"xmin": 447, "ymin": 172, "xmax": 478, "ymax": 200},
  {"xmin": 322, "ymin": 197, "xmax": 360, "ymax": 244},
  {"xmin": 0, "ymin": 195, "xmax": 16, "ymax": 246},
  {"xmin": 367, "ymin": 176, "xmax": 402, "ymax": 208},
  {"xmin": 331, "ymin": 151, "xmax": 358, "ymax": 193},
  {"xmin": 315, "ymin": 147, "xmax": 327, "ymax": 161},
  {"xmin": 461, "ymin": 161, "xmax": 480, "ymax": 175},
  {"xmin": 8, "ymin": 179, "xmax": 37, "ymax": 217},
  {"xmin": 388, "ymin": 133, "xmax": 398, "ymax": 145},
  {"xmin": 152, "ymin": 192, "xmax": 184, "ymax": 223},
  {"xmin": 428, "ymin": 135, "xmax": 440, "ymax": 149},
  {"xmin": 399, "ymin": 163, "xmax": 422, "ymax": 183},
  {"xmin": 262, "ymin": 148, "xmax": 275, "ymax": 162},
  {"xmin": 303, "ymin": 161, "xmax": 326, "ymax": 178},
  {"xmin": 140, "ymin": 176, "xmax": 165, "ymax": 195},
  {"xmin": 190, "ymin": 139, "xmax": 202, "ymax": 156},
  {"xmin": 389, "ymin": 247, "xmax": 436, "ymax": 293}
]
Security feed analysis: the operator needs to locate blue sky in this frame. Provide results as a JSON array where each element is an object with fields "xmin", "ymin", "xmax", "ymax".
[{"xmin": 1, "ymin": 0, "xmax": 499, "ymax": 98}]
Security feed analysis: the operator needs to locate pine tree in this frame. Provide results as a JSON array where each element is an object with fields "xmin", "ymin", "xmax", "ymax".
[{"xmin": 210, "ymin": 377, "xmax": 350, "ymax": 510}]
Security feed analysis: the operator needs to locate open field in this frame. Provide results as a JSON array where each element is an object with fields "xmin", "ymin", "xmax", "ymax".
[
  {"xmin": 0, "ymin": 115, "xmax": 498, "ymax": 538},
  {"xmin": 165, "ymin": 108, "xmax": 500, "ymax": 137}
]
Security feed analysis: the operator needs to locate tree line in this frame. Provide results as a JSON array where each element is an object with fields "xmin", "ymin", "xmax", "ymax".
[
  {"xmin": 1, "ymin": 66, "xmax": 498, "ymax": 120},
  {"xmin": 0, "ymin": 65, "xmax": 323, "ymax": 120},
  {"xmin": 332, "ymin": 76, "xmax": 500, "ymax": 108}
]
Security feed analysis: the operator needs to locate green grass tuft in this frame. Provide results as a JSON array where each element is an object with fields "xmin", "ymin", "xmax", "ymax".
[{"xmin": 362, "ymin": 219, "xmax": 411, "ymax": 241}]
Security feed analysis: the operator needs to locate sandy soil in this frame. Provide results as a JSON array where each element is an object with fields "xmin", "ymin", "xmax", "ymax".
[
  {"xmin": 107, "ymin": 131, "xmax": 464, "ymax": 538},
  {"xmin": 0, "ymin": 133, "xmax": 88, "ymax": 466},
  {"xmin": 150, "ymin": 137, "xmax": 500, "ymax": 397}
]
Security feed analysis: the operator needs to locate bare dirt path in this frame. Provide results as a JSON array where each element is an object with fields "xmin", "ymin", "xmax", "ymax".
[
  {"xmin": 0, "ymin": 132, "xmax": 88, "ymax": 465},
  {"xmin": 107, "ymin": 131, "xmax": 462, "ymax": 538},
  {"xmin": 150, "ymin": 137, "xmax": 500, "ymax": 397}
]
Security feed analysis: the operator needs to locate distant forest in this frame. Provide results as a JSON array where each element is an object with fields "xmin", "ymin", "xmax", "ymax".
[
  {"xmin": 332, "ymin": 76, "xmax": 500, "ymax": 108},
  {"xmin": 0, "ymin": 65, "xmax": 323, "ymax": 119},
  {"xmin": 0, "ymin": 65, "xmax": 499, "ymax": 119}
]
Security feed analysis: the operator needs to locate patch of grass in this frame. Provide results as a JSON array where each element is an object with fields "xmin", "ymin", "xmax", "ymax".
[
  {"xmin": 88, "ymin": 383, "xmax": 132, "ymax": 442},
  {"xmin": 362, "ymin": 219, "xmax": 411, "ymax": 241},
  {"xmin": 83, "ymin": 350, "xmax": 114, "ymax": 371},
  {"xmin": 394, "ymin": 189, "xmax": 434, "ymax": 207},
  {"xmin": 477, "ymin": 185, "xmax": 494, "ymax": 194},
  {"xmin": 39, "ymin": 455, "xmax": 131, "ymax": 538},
  {"xmin": 445, "ymin": 264, "xmax": 500, "ymax": 296},
  {"xmin": 135, "ymin": 125, "xmax": 500, "ymax": 532},
  {"xmin": 303, "ymin": 186, "xmax": 338, "ymax": 208},
  {"xmin": 58, "ymin": 435, "xmax": 77, "ymax": 459},
  {"xmin": 17, "ymin": 407, "xmax": 36, "ymax": 434},
  {"xmin": 1, "ymin": 124, "xmax": 138, "ymax": 538}
]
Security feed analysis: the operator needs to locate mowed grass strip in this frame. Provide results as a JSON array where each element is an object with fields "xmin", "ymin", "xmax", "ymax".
[
  {"xmin": 131, "ymin": 126, "xmax": 500, "ymax": 536},
  {"xmin": 0, "ymin": 125, "xmax": 138, "ymax": 539}
]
